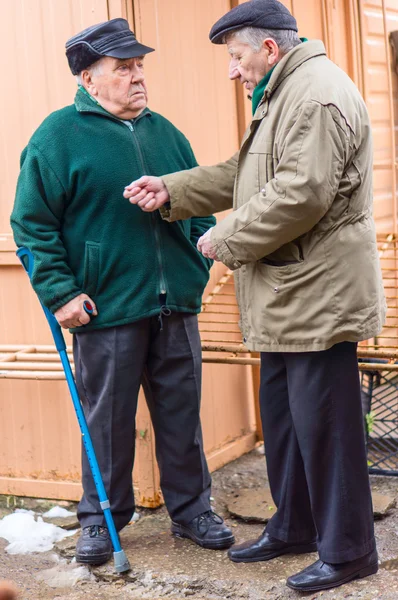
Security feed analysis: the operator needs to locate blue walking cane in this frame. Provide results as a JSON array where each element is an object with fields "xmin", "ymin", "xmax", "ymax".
[{"xmin": 17, "ymin": 247, "xmax": 130, "ymax": 574}]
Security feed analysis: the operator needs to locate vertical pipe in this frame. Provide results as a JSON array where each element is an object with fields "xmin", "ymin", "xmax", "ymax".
[
  {"xmin": 346, "ymin": 0, "xmax": 364, "ymax": 92},
  {"xmin": 357, "ymin": 0, "xmax": 369, "ymax": 104},
  {"xmin": 230, "ymin": 0, "xmax": 247, "ymax": 139},
  {"xmin": 321, "ymin": 0, "xmax": 332, "ymax": 58},
  {"xmin": 381, "ymin": 0, "xmax": 397, "ymax": 233},
  {"xmin": 127, "ymin": 0, "xmax": 136, "ymax": 29},
  {"xmin": 251, "ymin": 354, "xmax": 263, "ymax": 442}
]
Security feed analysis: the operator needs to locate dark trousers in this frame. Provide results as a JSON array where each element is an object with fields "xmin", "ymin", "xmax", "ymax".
[
  {"xmin": 73, "ymin": 313, "xmax": 212, "ymax": 531},
  {"xmin": 260, "ymin": 342, "xmax": 375, "ymax": 563}
]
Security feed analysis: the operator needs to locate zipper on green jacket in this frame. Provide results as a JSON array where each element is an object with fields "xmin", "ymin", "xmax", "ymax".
[{"xmin": 125, "ymin": 121, "xmax": 168, "ymax": 299}]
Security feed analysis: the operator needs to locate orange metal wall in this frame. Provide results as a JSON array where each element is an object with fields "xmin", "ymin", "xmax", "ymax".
[
  {"xmin": 2, "ymin": 1, "xmax": 397, "ymax": 256},
  {"xmin": 0, "ymin": 0, "xmax": 256, "ymax": 503},
  {"xmin": 1, "ymin": 0, "xmax": 398, "ymax": 502},
  {"xmin": 133, "ymin": 0, "xmax": 240, "ymax": 166},
  {"xmin": 359, "ymin": 0, "xmax": 398, "ymax": 232}
]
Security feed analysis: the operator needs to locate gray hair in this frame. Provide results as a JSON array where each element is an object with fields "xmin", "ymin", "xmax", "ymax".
[
  {"xmin": 225, "ymin": 27, "xmax": 301, "ymax": 54},
  {"xmin": 75, "ymin": 58, "xmax": 104, "ymax": 85}
]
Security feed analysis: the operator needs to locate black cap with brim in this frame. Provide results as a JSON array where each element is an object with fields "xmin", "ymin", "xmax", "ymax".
[
  {"xmin": 209, "ymin": 0, "xmax": 298, "ymax": 44},
  {"xmin": 66, "ymin": 18, "xmax": 154, "ymax": 75}
]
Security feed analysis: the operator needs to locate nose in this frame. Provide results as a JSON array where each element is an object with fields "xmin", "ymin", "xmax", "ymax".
[
  {"xmin": 131, "ymin": 65, "xmax": 145, "ymax": 84},
  {"xmin": 229, "ymin": 59, "xmax": 240, "ymax": 81}
]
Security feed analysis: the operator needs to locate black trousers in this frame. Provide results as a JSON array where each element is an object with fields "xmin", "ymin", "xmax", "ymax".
[
  {"xmin": 260, "ymin": 342, "xmax": 375, "ymax": 563},
  {"xmin": 73, "ymin": 313, "xmax": 212, "ymax": 531}
]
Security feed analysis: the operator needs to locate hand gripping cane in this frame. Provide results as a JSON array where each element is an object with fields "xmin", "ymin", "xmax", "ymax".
[{"xmin": 17, "ymin": 247, "xmax": 130, "ymax": 574}]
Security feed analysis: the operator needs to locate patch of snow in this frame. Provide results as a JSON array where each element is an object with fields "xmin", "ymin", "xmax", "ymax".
[
  {"xmin": 0, "ymin": 511, "xmax": 77, "ymax": 555},
  {"xmin": 14, "ymin": 508, "xmax": 35, "ymax": 516},
  {"xmin": 36, "ymin": 559, "xmax": 93, "ymax": 588},
  {"xmin": 255, "ymin": 443, "xmax": 265, "ymax": 455},
  {"xmin": 42, "ymin": 506, "xmax": 76, "ymax": 519},
  {"xmin": 130, "ymin": 511, "xmax": 140, "ymax": 523}
]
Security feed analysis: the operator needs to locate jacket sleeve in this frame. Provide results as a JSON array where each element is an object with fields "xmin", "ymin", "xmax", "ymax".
[
  {"xmin": 183, "ymin": 143, "xmax": 218, "ymax": 271},
  {"xmin": 10, "ymin": 143, "xmax": 82, "ymax": 312},
  {"xmin": 189, "ymin": 214, "xmax": 217, "ymax": 271},
  {"xmin": 210, "ymin": 101, "xmax": 348, "ymax": 270},
  {"xmin": 160, "ymin": 153, "xmax": 238, "ymax": 221}
]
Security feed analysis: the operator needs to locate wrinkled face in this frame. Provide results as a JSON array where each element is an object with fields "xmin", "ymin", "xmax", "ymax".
[
  {"xmin": 227, "ymin": 36, "xmax": 278, "ymax": 97},
  {"xmin": 84, "ymin": 55, "xmax": 148, "ymax": 119}
]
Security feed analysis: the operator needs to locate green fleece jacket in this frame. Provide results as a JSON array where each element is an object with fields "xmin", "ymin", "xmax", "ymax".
[{"xmin": 11, "ymin": 88, "xmax": 216, "ymax": 331}]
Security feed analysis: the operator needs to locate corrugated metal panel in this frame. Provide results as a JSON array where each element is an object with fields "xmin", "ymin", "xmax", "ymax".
[
  {"xmin": 133, "ymin": 0, "xmax": 240, "ymax": 166},
  {"xmin": 0, "ymin": 0, "xmax": 110, "ymax": 239},
  {"xmin": 0, "ymin": 0, "xmax": 256, "ymax": 503},
  {"xmin": 359, "ymin": 0, "xmax": 398, "ymax": 231}
]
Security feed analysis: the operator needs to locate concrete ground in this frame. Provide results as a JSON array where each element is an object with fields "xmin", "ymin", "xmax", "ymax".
[{"xmin": 1, "ymin": 449, "xmax": 398, "ymax": 599}]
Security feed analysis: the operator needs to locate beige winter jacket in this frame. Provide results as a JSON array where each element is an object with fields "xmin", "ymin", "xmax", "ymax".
[{"xmin": 162, "ymin": 40, "xmax": 386, "ymax": 352}]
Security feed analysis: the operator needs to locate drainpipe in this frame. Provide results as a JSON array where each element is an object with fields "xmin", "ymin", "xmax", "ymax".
[{"xmin": 381, "ymin": 0, "xmax": 397, "ymax": 233}]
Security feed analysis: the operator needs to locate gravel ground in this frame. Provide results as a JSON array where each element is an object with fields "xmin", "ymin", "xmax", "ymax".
[{"xmin": 0, "ymin": 449, "xmax": 398, "ymax": 599}]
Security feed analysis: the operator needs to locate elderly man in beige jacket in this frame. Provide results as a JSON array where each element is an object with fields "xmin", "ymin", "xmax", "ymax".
[{"xmin": 124, "ymin": 0, "xmax": 386, "ymax": 593}]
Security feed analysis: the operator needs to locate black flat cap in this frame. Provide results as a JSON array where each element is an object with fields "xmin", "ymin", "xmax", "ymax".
[
  {"xmin": 209, "ymin": 0, "xmax": 298, "ymax": 44},
  {"xmin": 66, "ymin": 18, "xmax": 154, "ymax": 75}
]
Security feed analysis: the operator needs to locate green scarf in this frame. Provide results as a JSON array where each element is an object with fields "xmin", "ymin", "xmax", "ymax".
[
  {"xmin": 251, "ymin": 67, "xmax": 276, "ymax": 115},
  {"xmin": 251, "ymin": 38, "xmax": 308, "ymax": 115}
]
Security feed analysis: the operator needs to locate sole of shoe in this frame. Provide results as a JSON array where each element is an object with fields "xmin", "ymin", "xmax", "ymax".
[
  {"xmin": 75, "ymin": 551, "xmax": 113, "ymax": 566},
  {"xmin": 228, "ymin": 542, "xmax": 318, "ymax": 563},
  {"xmin": 286, "ymin": 561, "xmax": 379, "ymax": 592},
  {"xmin": 171, "ymin": 523, "xmax": 235, "ymax": 550}
]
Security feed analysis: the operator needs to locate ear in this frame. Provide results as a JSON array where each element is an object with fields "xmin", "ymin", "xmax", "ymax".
[
  {"xmin": 263, "ymin": 38, "xmax": 280, "ymax": 66},
  {"xmin": 81, "ymin": 70, "xmax": 98, "ymax": 96}
]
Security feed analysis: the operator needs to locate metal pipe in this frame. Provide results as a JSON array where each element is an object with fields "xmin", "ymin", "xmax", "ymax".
[
  {"xmin": 0, "ymin": 371, "xmax": 66, "ymax": 380},
  {"xmin": 381, "ymin": 0, "xmax": 397, "ymax": 233},
  {"xmin": 358, "ymin": 362, "xmax": 398, "ymax": 372}
]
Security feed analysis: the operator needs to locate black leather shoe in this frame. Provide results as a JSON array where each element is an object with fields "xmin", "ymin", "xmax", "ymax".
[
  {"xmin": 228, "ymin": 531, "xmax": 317, "ymax": 563},
  {"xmin": 75, "ymin": 525, "xmax": 113, "ymax": 565},
  {"xmin": 286, "ymin": 548, "xmax": 379, "ymax": 592},
  {"xmin": 171, "ymin": 510, "xmax": 235, "ymax": 550}
]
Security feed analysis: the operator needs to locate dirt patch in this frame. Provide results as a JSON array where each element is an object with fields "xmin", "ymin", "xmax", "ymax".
[{"xmin": 0, "ymin": 450, "xmax": 397, "ymax": 599}]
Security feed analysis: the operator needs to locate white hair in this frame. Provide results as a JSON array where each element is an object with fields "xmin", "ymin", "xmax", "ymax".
[
  {"xmin": 75, "ymin": 58, "xmax": 104, "ymax": 85},
  {"xmin": 225, "ymin": 27, "xmax": 301, "ymax": 54}
]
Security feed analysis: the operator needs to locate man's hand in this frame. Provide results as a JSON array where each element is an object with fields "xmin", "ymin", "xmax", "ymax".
[
  {"xmin": 123, "ymin": 176, "xmax": 170, "ymax": 212},
  {"xmin": 197, "ymin": 228, "xmax": 220, "ymax": 261},
  {"xmin": 54, "ymin": 293, "xmax": 98, "ymax": 329}
]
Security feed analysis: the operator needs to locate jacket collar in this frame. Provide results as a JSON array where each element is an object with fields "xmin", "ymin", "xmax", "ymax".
[
  {"xmin": 256, "ymin": 40, "xmax": 326, "ymax": 109},
  {"xmin": 74, "ymin": 87, "xmax": 152, "ymax": 121}
]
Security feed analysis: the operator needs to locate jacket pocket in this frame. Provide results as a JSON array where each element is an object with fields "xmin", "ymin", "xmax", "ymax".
[
  {"xmin": 248, "ymin": 140, "xmax": 275, "ymax": 190},
  {"xmin": 83, "ymin": 241, "xmax": 101, "ymax": 297},
  {"xmin": 260, "ymin": 239, "xmax": 304, "ymax": 267}
]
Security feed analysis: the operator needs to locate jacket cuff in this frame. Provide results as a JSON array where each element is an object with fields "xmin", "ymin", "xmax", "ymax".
[
  {"xmin": 211, "ymin": 232, "xmax": 241, "ymax": 270},
  {"xmin": 160, "ymin": 175, "xmax": 185, "ymax": 222},
  {"xmin": 159, "ymin": 203, "xmax": 172, "ymax": 221},
  {"xmin": 47, "ymin": 288, "xmax": 83, "ymax": 314}
]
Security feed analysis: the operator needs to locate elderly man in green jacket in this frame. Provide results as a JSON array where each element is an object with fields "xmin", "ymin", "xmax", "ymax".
[
  {"xmin": 125, "ymin": 0, "xmax": 386, "ymax": 593},
  {"xmin": 11, "ymin": 18, "xmax": 234, "ymax": 567}
]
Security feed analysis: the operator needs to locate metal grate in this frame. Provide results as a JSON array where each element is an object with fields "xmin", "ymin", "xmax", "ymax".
[
  {"xmin": 197, "ymin": 233, "xmax": 398, "ymax": 370},
  {"xmin": 356, "ymin": 233, "xmax": 398, "ymax": 475},
  {"xmin": 361, "ymin": 369, "xmax": 398, "ymax": 475}
]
